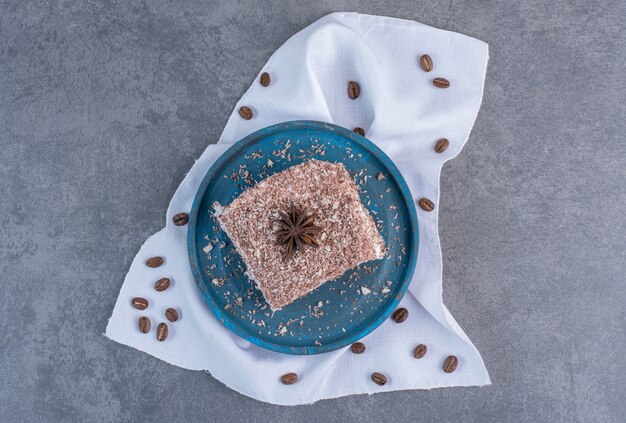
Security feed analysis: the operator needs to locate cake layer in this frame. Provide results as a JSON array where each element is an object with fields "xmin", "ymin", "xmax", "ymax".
[{"xmin": 216, "ymin": 159, "xmax": 385, "ymax": 310}]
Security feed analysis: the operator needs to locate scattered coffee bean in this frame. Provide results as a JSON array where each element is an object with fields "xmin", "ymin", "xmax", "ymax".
[
  {"xmin": 418, "ymin": 198, "xmax": 435, "ymax": 212},
  {"xmin": 146, "ymin": 256, "xmax": 164, "ymax": 268},
  {"xmin": 420, "ymin": 54, "xmax": 433, "ymax": 72},
  {"xmin": 351, "ymin": 342, "xmax": 366, "ymax": 354},
  {"xmin": 154, "ymin": 277, "xmax": 171, "ymax": 292},
  {"xmin": 165, "ymin": 308, "xmax": 179, "ymax": 322},
  {"xmin": 280, "ymin": 372, "xmax": 298, "ymax": 385},
  {"xmin": 347, "ymin": 81, "xmax": 361, "ymax": 99},
  {"xmin": 443, "ymin": 355, "xmax": 458, "ymax": 373},
  {"xmin": 433, "ymin": 77, "xmax": 450, "ymax": 88},
  {"xmin": 138, "ymin": 316, "xmax": 151, "ymax": 334},
  {"xmin": 238, "ymin": 106, "xmax": 253, "ymax": 120},
  {"xmin": 392, "ymin": 307, "xmax": 409, "ymax": 323},
  {"xmin": 434, "ymin": 138, "xmax": 450, "ymax": 153},
  {"xmin": 413, "ymin": 344, "xmax": 428, "ymax": 359},
  {"xmin": 371, "ymin": 372, "xmax": 387, "ymax": 386},
  {"xmin": 353, "ymin": 127, "xmax": 365, "ymax": 136},
  {"xmin": 131, "ymin": 297, "xmax": 149, "ymax": 310},
  {"xmin": 172, "ymin": 212, "xmax": 189, "ymax": 226},
  {"xmin": 259, "ymin": 72, "xmax": 271, "ymax": 87},
  {"xmin": 156, "ymin": 322, "xmax": 168, "ymax": 341}
]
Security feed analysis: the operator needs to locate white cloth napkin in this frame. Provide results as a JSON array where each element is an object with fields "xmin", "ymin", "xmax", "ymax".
[{"xmin": 106, "ymin": 12, "xmax": 490, "ymax": 405}]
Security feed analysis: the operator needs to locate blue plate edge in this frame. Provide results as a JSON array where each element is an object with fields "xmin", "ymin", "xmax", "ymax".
[{"xmin": 187, "ymin": 120, "xmax": 420, "ymax": 355}]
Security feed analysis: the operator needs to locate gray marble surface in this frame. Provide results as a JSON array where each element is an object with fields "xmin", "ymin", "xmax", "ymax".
[{"xmin": 1, "ymin": 1, "xmax": 624, "ymax": 422}]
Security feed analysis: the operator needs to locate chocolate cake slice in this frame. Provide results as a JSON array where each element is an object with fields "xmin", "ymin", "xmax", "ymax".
[{"xmin": 215, "ymin": 159, "xmax": 385, "ymax": 310}]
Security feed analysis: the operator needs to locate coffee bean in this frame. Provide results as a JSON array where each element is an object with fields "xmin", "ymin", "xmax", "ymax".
[
  {"xmin": 420, "ymin": 54, "xmax": 433, "ymax": 72},
  {"xmin": 347, "ymin": 81, "xmax": 361, "ymax": 99},
  {"xmin": 238, "ymin": 106, "xmax": 253, "ymax": 120},
  {"xmin": 443, "ymin": 355, "xmax": 458, "ymax": 373},
  {"xmin": 154, "ymin": 277, "xmax": 171, "ymax": 292},
  {"xmin": 156, "ymin": 322, "xmax": 168, "ymax": 341},
  {"xmin": 392, "ymin": 307, "xmax": 408, "ymax": 323},
  {"xmin": 351, "ymin": 342, "xmax": 366, "ymax": 354},
  {"xmin": 413, "ymin": 344, "xmax": 428, "ymax": 359},
  {"xmin": 165, "ymin": 308, "xmax": 179, "ymax": 322},
  {"xmin": 418, "ymin": 198, "xmax": 435, "ymax": 212},
  {"xmin": 138, "ymin": 316, "xmax": 151, "ymax": 334},
  {"xmin": 433, "ymin": 77, "xmax": 450, "ymax": 88},
  {"xmin": 131, "ymin": 297, "xmax": 149, "ymax": 310},
  {"xmin": 172, "ymin": 212, "xmax": 189, "ymax": 226},
  {"xmin": 371, "ymin": 372, "xmax": 387, "ymax": 386},
  {"xmin": 353, "ymin": 127, "xmax": 365, "ymax": 136},
  {"xmin": 146, "ymin": 256, "xmax": 164, "ymax": 268},
  {"xmin": 280, "ymin": 372, "xmax": 298, "ymax": 385},
  {"xmin": 259, "ymin": 72, "xmax": 271, "ymax": 87},
  {"xmin": 434, "ymin": 138, "xmax": 450, "ymax": 153}
]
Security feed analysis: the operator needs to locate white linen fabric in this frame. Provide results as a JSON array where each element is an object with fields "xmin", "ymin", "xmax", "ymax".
[{"xmin": 106, "ymin": 12, "xmax": 490, "ymax": 405}]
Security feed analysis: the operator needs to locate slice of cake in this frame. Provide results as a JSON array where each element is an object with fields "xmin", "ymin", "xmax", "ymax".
[{"xmin": 215, "ymin": 159, "xmax": 385, "ymax": 310}]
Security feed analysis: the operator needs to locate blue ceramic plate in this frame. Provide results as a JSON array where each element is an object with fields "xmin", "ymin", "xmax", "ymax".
[{"xmin": 188, "ymin": 121, "xmax": 419, "ymax": 354}]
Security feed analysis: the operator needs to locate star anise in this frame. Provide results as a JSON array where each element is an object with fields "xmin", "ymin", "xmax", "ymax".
[{"xmin": 274, "ymin": 204, "xmax": 322, "ymax": 260}]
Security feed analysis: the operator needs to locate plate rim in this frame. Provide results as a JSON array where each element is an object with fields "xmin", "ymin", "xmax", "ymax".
[{"xmin": 187, "ymin": 120, "xmax": 419, "ymax": 355}]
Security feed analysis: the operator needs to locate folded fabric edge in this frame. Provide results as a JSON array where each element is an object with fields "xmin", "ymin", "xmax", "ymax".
[
  {"xmin": 332, "ymin": 11, "xmax": 490, "ymax": 50},
  {"xmin": 427, "ymin": 44, "xmax": 491, "ymax": 381},
  {"xmin": 102, "ymin": 333, "xmax": 491, "ymax": 406}
]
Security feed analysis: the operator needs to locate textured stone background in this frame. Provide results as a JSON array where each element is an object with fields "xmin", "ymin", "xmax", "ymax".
[{"xmin": 1, "ymin": 1, "xmax": 625, "ymax": 422}]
